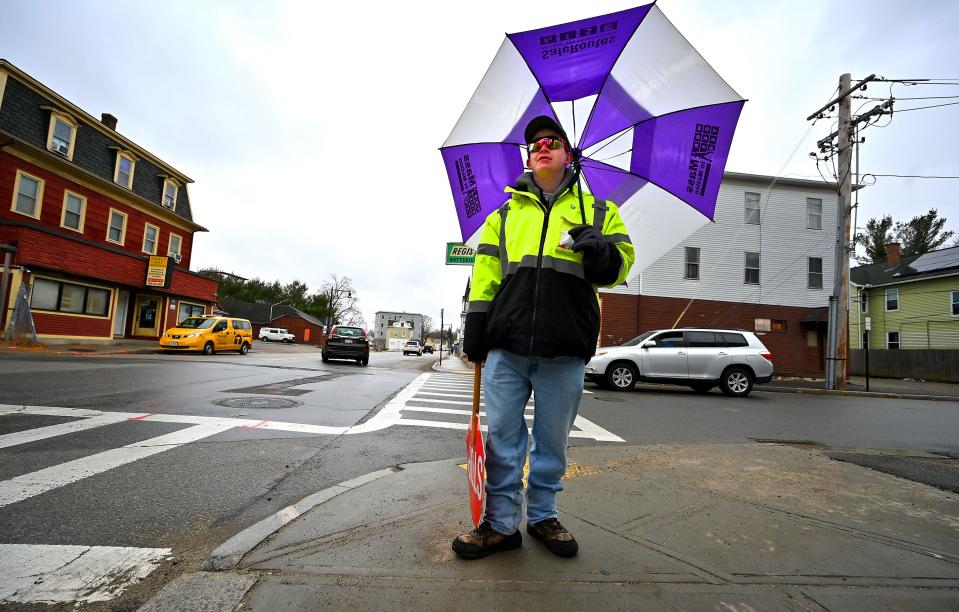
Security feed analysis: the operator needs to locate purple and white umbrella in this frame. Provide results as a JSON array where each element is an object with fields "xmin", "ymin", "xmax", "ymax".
[{"xmin": 441, "ymin": 3, "xmax": 745, "ymax": 275}]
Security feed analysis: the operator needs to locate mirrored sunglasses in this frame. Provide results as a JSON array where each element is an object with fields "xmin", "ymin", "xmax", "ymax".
[{"xmin": 526, "ymin": 137, "xmax": 566, "ymax": 154}]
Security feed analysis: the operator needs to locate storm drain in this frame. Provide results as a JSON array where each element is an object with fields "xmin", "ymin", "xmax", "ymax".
[
  {"xmin": 213, "ymin": 397, "xmax": 303, "ymax": 409},
  {"xmin": 592, "ymin": 396, "xmax": 626, "ymax": 403}
]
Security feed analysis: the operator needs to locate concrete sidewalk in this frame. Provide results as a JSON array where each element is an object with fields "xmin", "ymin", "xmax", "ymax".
[{"xmin": 145, "ymin": 439, "xmax": 959, "ymax": 611}]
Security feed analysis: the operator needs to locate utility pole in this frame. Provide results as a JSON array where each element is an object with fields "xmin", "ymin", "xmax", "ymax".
[
  {"xmin": 809, "ymin": 73, "xmax": 880, "ymax": 391},
  {"xmin": 439, "ymin": 308, "xmax": 444, "ymax": 365},
  {"xmin": 829, "ymin": 73, "xmax": 854, "ymax": 390}
]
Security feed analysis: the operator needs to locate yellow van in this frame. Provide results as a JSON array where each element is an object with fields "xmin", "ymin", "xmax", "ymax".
[{"xmin": 159, "ymin": 315, "xmax": 253, "ymax": 355}]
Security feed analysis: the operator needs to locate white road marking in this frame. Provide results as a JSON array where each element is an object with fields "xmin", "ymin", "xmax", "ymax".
[
  {"xmin": 0, "ymin": 422, "xmax": 230, "ymax": 508},
  {"xmin": 0, "ymin": 413, "xmax": 131, "ymax": 450},
  {"xmin": 354, "ymin": 374, "xmax": 623, "ymax": 442},
  {"xmin": 0, "ymin": 544, "xmax": 171, "ymax": 604}
]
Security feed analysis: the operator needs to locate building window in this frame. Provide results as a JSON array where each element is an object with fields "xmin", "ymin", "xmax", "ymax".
[
  {"xmin": 114, "ymin": 152, "xmax": 136, "ymax": 188},
  {"xmin": 744, "ymin": 251, "xmax": 760, "ymax": 284},
  {"xmin": 30, "ymin": 277, "xmax": 111, "ymax": 317},
  {"xmin": 744, "ymin": 192, "xmax": 761, "ymax": 225},
  {"xmin": 168, "ymin": 233, "xmax": 182, "ymax": 259},
  {"xmin": 60, "ymin": 191, "xmax": 86, "ymax": 232},
  {"xmin": 861, "ymin": 291, "xmax": 869, "ymax": 313},
  {"xmin": 162, "ymin": 179, "xmax": 178, "ymax": 209},
  {"xmin": 12, "ymin": 170, "xmax": 44, "ymax": 219},
  {"xmin": 177, "ymin": 302, "xmax": 204, "ymax": 323},
  {"xmin": 807, "ymin": 198, "xmax": 823, "ymax": 230},
  {"xmin": 806, "ymin": 330, "xmax": 818, "ymax": 347},
  {"xmin": 45, "ymin": 111, "xmax": 78, "ymax": 159},
  {"xmin": 885, "ymin": 288, "xmax": 899, "ymax": 311},
  {"xmin": 951, "ymin": 290, "xmax": 959, "ymax": 316},
  {"xmin": 887, "ymin": 331, "xmax": 900, "ymax": 350},
  {"xmin": 754, "ymin": 319, "xmax": 786, "ymax": 333},
  {"xmin": 684, "ymin": 246, "xmax": 700, "ymax": 280},
  {"xmin": 107, "ymin": 209, "xmax": 128, "ymax": 244},
  {"xmin": 142, "ymin": 224, "xmax": 159, "ymax": 255},
  {"xmin": 808, "ymin": 257, "xmax": 823, "ymax": 289}
]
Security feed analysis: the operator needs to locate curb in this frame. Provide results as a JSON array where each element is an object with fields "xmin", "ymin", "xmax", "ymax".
[
  {"xmin": 201, "ymin": 467, "xmax": 400, "ymax": 571},
  {"xmin": 758, "ymin": 386, "xmax": 959, "ymax": 402},
  {"xmin": 431, "ymin": 359, "xmax": 473, "ymax": 376}
]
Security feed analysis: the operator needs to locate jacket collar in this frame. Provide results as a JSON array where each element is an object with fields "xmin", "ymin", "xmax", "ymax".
[{"xmin": 506, "ymin": 169, "xmax": 578, "ymax": 205}]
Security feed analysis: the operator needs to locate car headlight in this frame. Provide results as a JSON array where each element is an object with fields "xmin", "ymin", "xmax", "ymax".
[
  {"xmin": 595, "ymin": 351, "xmax": 608, "ymax": 358},
  {"xmin": 185, "ymin": 332, "xmax": 202, "ymax": 338}
]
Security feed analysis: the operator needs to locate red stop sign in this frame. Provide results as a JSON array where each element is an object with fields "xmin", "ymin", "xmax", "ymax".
[{"xmin": 466, "ymin": 413, "xmax": 485, "ymax": 527}]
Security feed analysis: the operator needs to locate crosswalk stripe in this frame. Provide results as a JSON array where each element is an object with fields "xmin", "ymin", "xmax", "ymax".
[
  {"xmin": 0, "ymin": 422, "xmax": 231, "ymax": 508},
  {"xmin": 0, "ymin": 544, "xmax": 171, "ymax": 605},
  {"xmin": 0, "ymin": 413, "xmax": 131, "ymax": 450}
]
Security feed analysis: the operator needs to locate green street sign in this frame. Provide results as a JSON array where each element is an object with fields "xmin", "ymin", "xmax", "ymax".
[{"xmin": 446, "ymin": 242, "xmax": 475, "ymax": 265}]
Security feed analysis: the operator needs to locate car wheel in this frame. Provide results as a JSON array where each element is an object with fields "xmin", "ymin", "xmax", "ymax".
[
  {"xmin": 239, "ymin": 343, "xmax": 250, "ymax": 355},
  {"xmin": 689, "ymin": 382, "xmax": 712, "ymax": 394},
  {"xmin": 203, "ymin": 342, "xmax": 215, "ymax": 356},
  {"xmin": 322, "ymin": 352, "xmax": 329, "ymax": 363},
  {"xmin": 720, "ymin": 367, "xmax": 753, "ymax": 397},
  {"xmin": 260, "ymin": 337, "xmax": 268, "ymax": 342},
  {"xmin": 282, "ymin": 339, "xmax": 290, "ymax": 343},
  {"xmin": 604, "ymin": 361, "xmax": 637, "ymax": 391},
  {"xmin": 361, "ymin": 357, "xmax": 368, "ymax": 366}
]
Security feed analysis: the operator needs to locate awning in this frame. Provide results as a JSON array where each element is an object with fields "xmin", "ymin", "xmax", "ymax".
[{"xmin": 801, "ymin": 307, "xmax": 829, "ymax": 325}]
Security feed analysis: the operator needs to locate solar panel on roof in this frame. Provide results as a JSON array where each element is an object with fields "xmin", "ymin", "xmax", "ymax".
[{"xmin": 895, "ymin": 247, "xmax": 959, "ymax": 276}]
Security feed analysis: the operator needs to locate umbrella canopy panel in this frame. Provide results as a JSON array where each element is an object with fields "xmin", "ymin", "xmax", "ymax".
[{"xmin": 442, "ymin": 3, "xmax": 745, "ymax": 277}]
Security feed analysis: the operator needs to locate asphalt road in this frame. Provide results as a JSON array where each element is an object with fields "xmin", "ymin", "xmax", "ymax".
[{"xmin": 0, "ymin": 344, "xmax": 956, "ymax": 610}]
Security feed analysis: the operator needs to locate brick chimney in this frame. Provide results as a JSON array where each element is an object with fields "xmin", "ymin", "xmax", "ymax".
[
  {"xmin": 885, "ymin": 242, "xmax": 901, "ymax": 268},
  {"xmin": 101, "ymin": 113, "xmax": 118, "ymax": 130}
]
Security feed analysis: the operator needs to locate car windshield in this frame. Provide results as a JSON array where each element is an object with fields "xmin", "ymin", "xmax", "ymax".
[
  {"xmin": 621, "ymin": 331, "xmax": 656, "ymax": 347},
  {"xmin": 177, "ymin": 317, "xmax": 216, "ymax": 329}
]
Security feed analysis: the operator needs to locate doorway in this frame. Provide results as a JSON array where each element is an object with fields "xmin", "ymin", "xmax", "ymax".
[
  {"xmin": 132, "ymin": 294, "xmax": 162, "ymax": 337},
  {"xmin": 113, "ymin": 290, "xmax": 130, "ymax": 338}
]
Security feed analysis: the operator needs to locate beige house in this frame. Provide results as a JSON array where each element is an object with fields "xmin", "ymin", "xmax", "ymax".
[{"xmin": 386, "ymin": 320, "xmax": 413, "ymax": 350}]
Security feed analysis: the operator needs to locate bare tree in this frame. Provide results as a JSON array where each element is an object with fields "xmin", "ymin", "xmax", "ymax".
[
  {"xmin": 421, "ymin": 315, "xmax": 434, "ymax": 341},
  {"xmin": 320, "ymin": 275, "xmax": 363, "ymax": 328}
]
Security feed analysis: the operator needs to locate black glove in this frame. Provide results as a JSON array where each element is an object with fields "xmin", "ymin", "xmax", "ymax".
[
  {"xmin": 463, "ymin": 311, "xmax": 488, "ymax": 363},
  {"xmin": 569, "ymin": 225, "xmax": 611, "ymax": 270}
]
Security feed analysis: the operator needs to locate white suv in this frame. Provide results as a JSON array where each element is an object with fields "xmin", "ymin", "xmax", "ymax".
[
  {"xmin": 403, "ymin": 340, "xmax": 423, "ymax": 356},
  {"xmin": 585, "ymin": 328, "xmax": 774, "ymax": 397},
  {"xmin": 259, "ymin": 327, "xmax": 295, "ymax": 343}
]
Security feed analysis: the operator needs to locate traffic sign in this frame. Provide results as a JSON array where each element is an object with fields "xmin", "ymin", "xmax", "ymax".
[{"xmin": 864, "ymin": 316, "xmax": 872, "ymax": 331}]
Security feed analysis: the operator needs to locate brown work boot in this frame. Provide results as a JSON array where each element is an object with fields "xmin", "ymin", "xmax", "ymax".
[
  {"xmin": 526, "ymin": 518, "xmax": 578, "ymax": 557},
  {"xmin": 452, "ymin": 521, "xmax": 522, "ymax": 560}
]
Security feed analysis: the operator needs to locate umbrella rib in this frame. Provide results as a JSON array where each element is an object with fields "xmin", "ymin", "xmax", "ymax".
[
  {"xmin": 580, "ymin": 162, "xmax": 714, "ymax": 222},
  {"xmin": 594, "ymin": 148, "xmax": 633, "ymax": 163}
]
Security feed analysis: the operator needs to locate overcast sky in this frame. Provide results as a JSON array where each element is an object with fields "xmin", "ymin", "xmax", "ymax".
[{"xmin": 6, "ymin": 0, "xmax": 959, "ymax": 329}]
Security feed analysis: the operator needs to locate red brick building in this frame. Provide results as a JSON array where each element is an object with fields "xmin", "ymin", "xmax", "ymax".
[{"xmin": 0, "ymin": 60, "xmax": 217, "ymax": 342}]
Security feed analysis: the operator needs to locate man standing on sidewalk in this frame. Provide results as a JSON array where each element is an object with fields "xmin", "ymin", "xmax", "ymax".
[{"xmin": 452, "ymin": 116, "xmax": 634, "ymax": 559}]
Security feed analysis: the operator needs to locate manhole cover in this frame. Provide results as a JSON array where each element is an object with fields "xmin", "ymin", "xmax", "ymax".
[
  {"xmin": 592, "ymin": 396, "xmax": 625, "ymax": 403},
  {"xmin": 213, "ymin": 397, "xmax": 302, "ymax": 409}
]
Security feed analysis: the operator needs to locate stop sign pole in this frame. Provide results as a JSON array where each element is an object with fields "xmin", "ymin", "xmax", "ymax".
[{"xmin": 466, "ymin": 363, "xmax": 485, "ymax": 527}]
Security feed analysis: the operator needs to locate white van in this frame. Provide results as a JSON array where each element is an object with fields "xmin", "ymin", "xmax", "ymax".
[{"xmin": 259, "ymin": 327, "xmax": 295, "ymax": 343}]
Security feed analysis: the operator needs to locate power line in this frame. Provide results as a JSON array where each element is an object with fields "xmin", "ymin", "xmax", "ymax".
[
  {"xmin": 864, "ymin": 173, "xmax": 959, "ymax": 180},
  {"xmin": 894, "ymin": 100, "xmax": 959, "ymax": 112},
  {"xmin": 855, "ymin": 95, "xmax": 959, "ymax": 101}
]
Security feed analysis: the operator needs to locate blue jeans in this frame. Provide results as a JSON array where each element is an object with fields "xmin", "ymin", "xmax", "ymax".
[{"xmin": 482, "ymin": 348, "xmax": 585, "ymax": 535}]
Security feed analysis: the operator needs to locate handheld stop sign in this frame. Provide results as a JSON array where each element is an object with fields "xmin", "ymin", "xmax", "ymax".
[{"xmin": 466, "ymin": 363, "xmax": 485, "ymax": 527}]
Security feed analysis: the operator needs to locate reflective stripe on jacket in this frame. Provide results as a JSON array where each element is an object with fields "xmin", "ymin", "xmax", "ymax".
[{"xmin": 464, "ymin": 173, "xmax": 635, "ymax": 361}]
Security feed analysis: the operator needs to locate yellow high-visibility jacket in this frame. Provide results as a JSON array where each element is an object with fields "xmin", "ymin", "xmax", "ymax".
[{"xmin": 464, "ymin": 172, "xmax": 635, "ymax": 361}]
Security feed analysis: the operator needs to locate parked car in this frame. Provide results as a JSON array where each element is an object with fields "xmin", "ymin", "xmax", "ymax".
[
  {"xmin": 159, "ymin": 316, "xmax": 253, "ymax": 355},
  {"xmin": 403, "ymin": 340, "xmax": 423, "ymax": 356},
  {"xmin": 423, "ymin": 342, "xmax": 434, "ymax": 354},
  {"xmin": 259, "ymin": 327, "xmax": 295, "ymax": 343},
  {"xmin": 322, "ymin": 325, "xmax": 369, "ymax": 365},
  {"xmin": 585, "ymin": 328, "xmax": 773, "ymax": 397}
]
